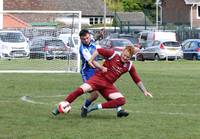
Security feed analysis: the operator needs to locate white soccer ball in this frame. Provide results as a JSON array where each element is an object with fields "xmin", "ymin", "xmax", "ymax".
[{"xmin": 58, "ymin": 101, "xmax": 71, "ymax": 113}]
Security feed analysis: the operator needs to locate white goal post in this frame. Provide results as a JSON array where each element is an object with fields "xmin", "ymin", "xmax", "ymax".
[{"xmin": 0, "ymin": 10, "xmax": 82, "ymax": 73}]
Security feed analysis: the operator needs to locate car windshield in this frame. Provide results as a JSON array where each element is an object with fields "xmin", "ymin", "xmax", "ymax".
[
  {"xmin": 112, "ymin": 40, "xmax": 132, "ymax": 47},
  {"xmin": 0, "ymin": 32, "xmax": 25, "ymax": 42},
  {"xmin": 163, "ymin": 41, "xmax": 180, "ymax": 47},
  {"xmin": 46, "ymin": 40, "xmax": 65, "ymax": 47}
]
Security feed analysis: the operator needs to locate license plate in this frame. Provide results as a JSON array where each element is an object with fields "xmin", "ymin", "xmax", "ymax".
[
  {"xmin": 14, "ymin": 53, "xmax": 23, "ymax": 57},
  {"xmin": 168, "ymin": 48, "xmax": 176, "ymax": 50},
  {"xmin": 53, "ymin": 51, "xmax": 63, "ymax": 54}
]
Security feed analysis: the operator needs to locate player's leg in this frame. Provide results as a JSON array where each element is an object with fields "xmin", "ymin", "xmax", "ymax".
[
  {"xmin": 87, "ymin": 92, "xmax": 125, "ymax": 111},
  {"xmin": 87, "ymin": 86, "xmax": 129, "ymax": 117},
  {"xmin": 81, "ymin": 71, "xmax": 99, "ymax": 117},
  {"xmin": 52, "ymin": 83, "xmax": 92, "ymax": 116},
  {"xmin": 81, "ymin": 90, "xmax": 98, "ymax": 117}
]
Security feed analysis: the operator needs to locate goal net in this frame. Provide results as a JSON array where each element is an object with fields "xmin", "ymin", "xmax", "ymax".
[{"xmin": 0, "ymin": 10, "xmax": 81, "ymax": 73}]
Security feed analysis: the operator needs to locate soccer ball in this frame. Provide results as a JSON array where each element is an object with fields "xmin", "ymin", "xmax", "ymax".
[{"xmin": 58, "ymin": 101, "xmax": 71, "ymax": 113}]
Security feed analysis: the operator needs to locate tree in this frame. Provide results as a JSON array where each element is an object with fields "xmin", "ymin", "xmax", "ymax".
[{"xmin": 122, "ymin": 0, "xmax": 141, "ymax": 11}]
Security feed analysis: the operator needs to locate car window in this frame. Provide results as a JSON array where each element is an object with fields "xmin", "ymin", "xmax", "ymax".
[
  {"xmin": 163, "ymin": 41, "xmax": 180, "ymax": 47},
  {"xmin": 183, "ymin": 41, "xmax": 191, "ymax": 49},
  {"xmin": 119, "ymin": 36, "xmax": 138, "ymax": 44},
  {"xmin": 45, "ymin": 40, "xmax": 65, "ymax": 47},
  {"xmin": 111, "ymin": 40, "xmax": 132, "ymax": 47},
  {"xmin": 152, "ymin": 40, "xmax": 160, "ymax": 46},
  {"xmin": 198, "ymin": 42, "xmax": 200, "ymax": 48},
  {"xmin": 140, "ymin": 33, "xmax": 148, "ymax": 42},
  {"xmin": 0, "ymin": 32, "xmax": 25, "ymax": 42},
  {"xmin": 31, "ymin": 39, "xmax": 43, "ymax": 47},
  {"xmin": 190, "ymin": 42, "xmax": 197, "ymax": 48},
  {"xmin": 106, "ymin": 40, "xmax": 111, "ymax": 47}
]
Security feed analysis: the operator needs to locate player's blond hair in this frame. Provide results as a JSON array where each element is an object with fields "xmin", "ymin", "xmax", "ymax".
[{"xmin": 124, "ymin": 46, "xmax": 136, "ymax": 57}]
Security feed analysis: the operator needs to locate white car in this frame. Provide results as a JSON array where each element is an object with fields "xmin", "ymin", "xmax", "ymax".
[
  {"xmin": 0, "ymin": 30, "xmax": 30, "ymax": 59},
  {"xmin": 58, "ymin": 33, "xmax": 79, "ymax": 54},
  {"xmin": 137, "ymin": 40, "xmax": 183, "ymax": 60}
]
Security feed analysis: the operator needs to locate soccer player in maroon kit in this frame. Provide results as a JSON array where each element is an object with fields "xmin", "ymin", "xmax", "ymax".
[{"xmin": 52, "ymin": 46, "xmax": 152, "ymax": 117}]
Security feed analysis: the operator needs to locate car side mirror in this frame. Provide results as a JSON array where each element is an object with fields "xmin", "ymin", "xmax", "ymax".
[{"xmin": 26, "ymin": 38, "xmax": 30, "ymax": 42}]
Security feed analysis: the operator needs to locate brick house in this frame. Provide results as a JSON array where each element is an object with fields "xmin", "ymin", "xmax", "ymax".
[
  {"xmin": 3, "ymin": 0, "xmax": 113, "ymax": 27},
  {"xmin": 160, "ymin": 0, "xmax": 200, "ymax": 28}
]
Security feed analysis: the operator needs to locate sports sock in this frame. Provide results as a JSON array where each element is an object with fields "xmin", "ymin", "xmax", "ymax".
[
  {"xmin": 87, "ymin": 104, "xmax": 101, "ymax": 112},
  {"xmin": 101, "ymin": 97, "xmax": 126, "ymax": 109},
  {"xmin": 84, "ymin": 99, "xmax": 92, "ymax": 107},
  {"xmin": 116, "ymin": 106, "xmax": 122, "ymax": 112},
  {"xmin": 65, "ymin": 87, "xmax": 84, "ymax": 103}
]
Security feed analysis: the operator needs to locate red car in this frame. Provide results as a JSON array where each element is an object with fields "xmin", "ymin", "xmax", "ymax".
[
  {"xmin": 100, "ymin": 38, "xmax": 134, "ymax": 52},
  {"xmin": 99, "ymin": 38, "xmax": 140, "ymax": 60}
]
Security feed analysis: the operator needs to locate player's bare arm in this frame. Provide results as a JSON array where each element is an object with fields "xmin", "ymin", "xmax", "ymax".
[
  {"xmin": 137, "ymin": 81, "xmax": 153, "ymax": 97},
  {"xmin": 88, "ymin": 50, "xmax": 107, "ymax": 72}
]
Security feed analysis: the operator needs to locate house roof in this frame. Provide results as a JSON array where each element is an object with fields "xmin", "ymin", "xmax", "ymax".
[
  {"xmin": 184, "ymin": 0, "xmax": 200, "ymax": 4},
  {"xmin": 3, "ymin": 14, "xmax": 31, "ymax": 28},
  {"xmin": 4, "ymin": 0, "xmax": 113, "ymax": 17},
  {"xmin": 116, "ymin": 12, "xmax": 152, "ymax": 25}
]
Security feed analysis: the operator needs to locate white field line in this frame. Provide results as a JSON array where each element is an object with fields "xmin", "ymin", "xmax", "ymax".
[
  {"xmin": 19, "ymin": 95, "xmax": 200, "ymax": 116},
  {"xmin": 32, "ymin": 95, "xmax": 66, "ymax": 98},
  {"xmin": 20, "ymin": 96, "xmax": 48, "ymax": 105},
  {"xmin": 130, "ymin": 110, "xmax": 200, "ymax": 117}
]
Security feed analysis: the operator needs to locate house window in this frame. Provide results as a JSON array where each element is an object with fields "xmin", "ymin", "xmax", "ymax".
[
  {"xmin": 100, "ymin": 18, "xmax": 103, "ymax": 24},
  {"xmin": 95, "ymin": 18, "xmax": 98, "ymax": 24},
  {"xmin": 197, "ymin": 5, "xmax": 200, "ymax": 18},
  {"xmin": 89, "ymin": 18, "xmax": 94, "ymax": 24}
]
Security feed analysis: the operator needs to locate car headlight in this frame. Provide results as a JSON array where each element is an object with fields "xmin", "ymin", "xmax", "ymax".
[{"xmin": 2, "ymin": 45, "xmax": 10, "ymax": 50}]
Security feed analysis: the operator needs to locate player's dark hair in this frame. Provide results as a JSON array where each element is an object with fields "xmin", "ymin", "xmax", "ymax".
[{"xmin": 79, "ymin": 29, "xmax": 90, "ymax": 37}]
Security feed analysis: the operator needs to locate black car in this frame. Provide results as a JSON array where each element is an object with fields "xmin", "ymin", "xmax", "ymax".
[{"xmin": 29, "ymin": 36, "xmax": 73, "ymax": 60}]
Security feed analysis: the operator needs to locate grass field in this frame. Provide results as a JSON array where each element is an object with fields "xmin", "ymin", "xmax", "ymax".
[{"xmin": 0, "ymin": 60, "xmax": 200, "ymax": 139}]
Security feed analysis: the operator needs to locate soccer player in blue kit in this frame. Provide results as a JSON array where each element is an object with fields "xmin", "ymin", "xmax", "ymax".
[{"xmin": 78, "ymin": 29, "xmax": 128, "ymax": 118}]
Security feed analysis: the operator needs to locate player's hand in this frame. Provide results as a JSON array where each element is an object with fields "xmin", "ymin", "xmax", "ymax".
[
  {"xmin": 101, "ymin": 66, "xmax": 107, "ymax": 73},
  {"xmin": 144, "ymin": 91, "xmax": 153, "ymax": 98}
]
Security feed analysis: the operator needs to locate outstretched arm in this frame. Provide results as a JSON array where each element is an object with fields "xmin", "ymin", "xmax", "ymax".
[
  {"xmin": 88, "ymin": 50, "xmax": 107, "ymax": 72},
  {"xmin": 137, "ymin": 81, "xmax": 153, "ymax": 97},
  {"xmin": 129, "ymin": 66, "xmax": 153, "ymax": 98}
]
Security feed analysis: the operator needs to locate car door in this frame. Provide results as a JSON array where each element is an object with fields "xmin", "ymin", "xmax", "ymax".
[
  {"xmin": 142, "ymin": 40, "xmax": 158, "ymax": 60},
  {"xmin": 182, "ymin": 41, "xmax": 191, "ymax": 59},
  {"xmin": 189, "ymin": 41, "xmax": 200, "ymax": 60}
]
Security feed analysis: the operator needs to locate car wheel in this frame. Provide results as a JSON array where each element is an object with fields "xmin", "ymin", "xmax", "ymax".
[{"xmin": 154, "ymin": 54, "xmax": 160, "ymax": 61}]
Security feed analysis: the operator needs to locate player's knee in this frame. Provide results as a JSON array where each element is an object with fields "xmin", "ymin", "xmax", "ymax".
[
  {"xmin": 80, "ymin": 83, "xmax": 92, "ymax": 92},
  {"xmin": 116, "ymin": 97, "xmax": 126, "ymax": 106},
  {"xmin": 90, "ymin": 91, "xmax": 99, "ymax": 101}
]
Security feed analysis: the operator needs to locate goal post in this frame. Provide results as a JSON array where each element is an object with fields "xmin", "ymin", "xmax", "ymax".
[{"xmin": 0, "ymin": 10, "xmax": 82, "ymax": 73}]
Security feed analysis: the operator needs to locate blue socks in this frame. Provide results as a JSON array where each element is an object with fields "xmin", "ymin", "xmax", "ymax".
[{"xmin": 84, "ymin": 99, "xmax": 92, "ymax": 107}]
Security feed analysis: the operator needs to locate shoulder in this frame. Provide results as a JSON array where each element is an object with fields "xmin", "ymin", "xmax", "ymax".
[
  {"xmin": 89, "ymin": 42, "xmax": 96, "ymax": 48},
  {"xmin": 98, "ymin": 48, "xmax": 115, "ymax": 58}
]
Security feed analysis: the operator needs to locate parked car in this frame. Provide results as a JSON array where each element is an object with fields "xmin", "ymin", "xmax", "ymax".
[
  {"xmin": 137, "ymin": 40, "xmax": 183, "ymax": 61},
  {"xmin": 100, "ymin": 38, "xmax": 134, "ymax": 51},
  {"xmin": 181, "ymin": 39, "xmax": 200, "ymax": 60},
  {"xmin": 108, "ymin": 33, "xmax": 140, "ymax": 47},
  {"xmin": 100, "ymin": 38, "xmax": 140, "ymax": 59},
  {"xmin": 138, "ymin": 31, "xmax": 176, "ymax": 49},
  {"xmin": 29, "ymin": 36, "xmax": 76, "ymax": 60},
  {"xmin": 0, "ymin": 30, "xmax": 30, "ymax": 59}
]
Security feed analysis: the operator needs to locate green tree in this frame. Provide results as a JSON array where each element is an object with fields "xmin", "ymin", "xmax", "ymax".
[{"xmin": 122, "ymin": 0, "xmax": 141, "ymax": 11}]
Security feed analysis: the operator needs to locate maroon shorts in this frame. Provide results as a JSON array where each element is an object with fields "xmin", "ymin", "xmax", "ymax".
[{"xmin": 86, "ymin": 75, "xmax": 119, "ymax": 100}]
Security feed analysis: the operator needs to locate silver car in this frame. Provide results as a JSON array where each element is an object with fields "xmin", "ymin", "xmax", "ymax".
[{"xmin": 137, "ymin": 40, "xmax": 183, "ymax": 61}]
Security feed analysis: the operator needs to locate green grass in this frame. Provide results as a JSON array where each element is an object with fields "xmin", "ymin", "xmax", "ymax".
[
  {"xmin": 0, "ymin": 60, "xmax": 200, "ymax": 139},
  {"xmin": 0, "ymin": 59, "xmax": 77, "ymax": 70}
]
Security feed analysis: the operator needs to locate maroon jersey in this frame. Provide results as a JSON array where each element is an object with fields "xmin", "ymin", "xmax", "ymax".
[{"xmin": 96, "ymin": 48, "xmax": 141, "ymax": 84}]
